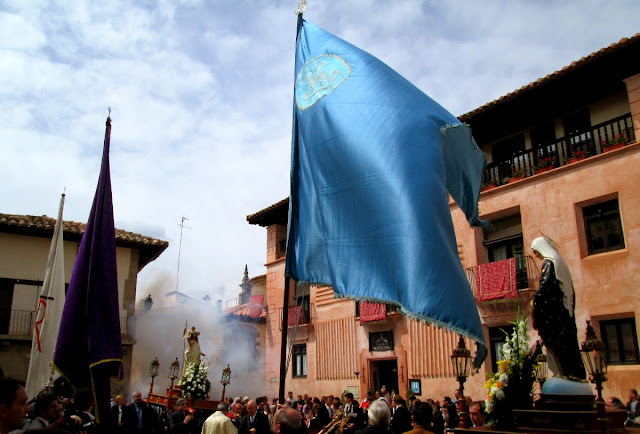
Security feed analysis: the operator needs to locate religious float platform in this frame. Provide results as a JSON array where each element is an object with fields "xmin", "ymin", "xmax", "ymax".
[
  {"xmin": 455, "ymin": 394, "xmax": 636, "ymax": 433},
  {"xmin": 147, "ymin": 385, "xmax": 219, "ymax": 412}
]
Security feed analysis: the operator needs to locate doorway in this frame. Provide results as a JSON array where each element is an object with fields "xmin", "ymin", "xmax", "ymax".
[{"xmin": 369, "ymin": 359, "xmax": 398, "ymax": 394}]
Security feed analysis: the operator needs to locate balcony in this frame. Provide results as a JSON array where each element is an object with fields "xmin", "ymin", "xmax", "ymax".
[
  {"xmin": 465, "ymin": 256, "xmax": 539, "ymax": 302},
  {"xmin": 1, "ymin": 309, "xmax": 132, "ymax": 340},
  {"xmin": 277, "ymin": 303, "xmax": 316, "ymax": 330},
  {"xmin": 2, "ymin": 309, "xmax": 34, "ymax": 337},
  {"xmin": 355, "ymin": 300, "xmax": 400, "ymax": 323},
  {"xmin": 483, "ymin": 114, "xmax": 635, "ymax": 188}
]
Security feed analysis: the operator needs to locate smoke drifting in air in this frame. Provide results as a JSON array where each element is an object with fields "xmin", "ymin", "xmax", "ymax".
[{"xmin": 128, "ymin": 280, "xmax": 266, "ymax": 401}]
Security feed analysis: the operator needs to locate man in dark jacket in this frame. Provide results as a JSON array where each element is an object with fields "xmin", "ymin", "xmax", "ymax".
[
  {"xmin": 124, "ymin": 392, "xmax": 157, "ymax": 434},
  {"xmin": 343, "ymin": 393, "xmax": 364, "ymax": 434},
  {"xmin": 170, "ymin": 398, "xmax": 197, "ymax": 434},
  {"xmin": 389, "ymin": 396, "xmax": 411, "ymax": 434},
  {"xmin": 239, "ymin": 400, "xmax": 270, "ymax": 434}
]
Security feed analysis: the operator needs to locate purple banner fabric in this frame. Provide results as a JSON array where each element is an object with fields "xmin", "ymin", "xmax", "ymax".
[{"xmin": 53, "ymin": 117, "xmax": 122, "ymax": 427}]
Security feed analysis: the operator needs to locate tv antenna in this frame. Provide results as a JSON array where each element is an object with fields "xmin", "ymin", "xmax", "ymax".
[{"xmin": 175, "ymin": 217, "xmax": 191, "ymax": 293}]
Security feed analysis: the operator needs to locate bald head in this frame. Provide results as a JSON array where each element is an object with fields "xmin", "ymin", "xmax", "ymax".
[
  {"xmin": 246, "ymin": 400, "xmax": 257, "ymax": 417},
  {"xmin": 273, "ymin": 408, "xmax": 301, "ymax": 434}
]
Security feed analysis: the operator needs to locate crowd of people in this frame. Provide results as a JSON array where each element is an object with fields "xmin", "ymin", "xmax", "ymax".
[
  {"xmin": 0, "ymin": 379, "xmax": 485, "ymax": 434},
  {"xmin": 5, "ymin": 377, "xmax": 640, "ymax": 434}
]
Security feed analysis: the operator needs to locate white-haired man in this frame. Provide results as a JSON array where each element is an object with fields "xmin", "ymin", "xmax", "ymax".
[{"xmin": 355, "ymin": 400, "xmax": 390, "ymax": 434}]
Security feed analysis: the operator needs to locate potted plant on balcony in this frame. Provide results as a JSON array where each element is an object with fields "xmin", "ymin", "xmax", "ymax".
[
  {"xmin": 601, "ymin": 133, "xmax": 627, "ymax": 152},
  {"xmin": 482, "ymin": 179, "xmax": 498, "ymax": 191},
  {"xmin": 506, "ymin": 168, "xmax": 526, "ymax": 184},
  {"xmin": 566, "ymin": 149, "xmax": 589, "ymax": 164},
  {"xmin": 533, "ymin": 155, "xmax": 556, "ymax": 174}
]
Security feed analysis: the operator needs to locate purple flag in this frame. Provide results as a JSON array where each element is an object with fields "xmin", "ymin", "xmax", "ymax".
[{"xmin": 53, "ymin": 116, "xmax": 122, "ymax": 426}]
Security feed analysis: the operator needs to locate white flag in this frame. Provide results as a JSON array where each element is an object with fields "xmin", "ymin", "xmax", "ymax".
[{"xmin": 26, "ymin": 193, "xmax": 66, "ymax": 398}]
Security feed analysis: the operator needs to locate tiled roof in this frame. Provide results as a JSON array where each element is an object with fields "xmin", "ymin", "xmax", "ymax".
[
  {"xmin": 459, "ymin": 33, "xmax": 640, "ymax": 121},
  {"xmin": 224, "ymin": 302, "xmax": 267, "ymax": 322},
  {"xmin": 246, "ymin": 198, "xmax": 289, "ymax": 227},
  {"xmin": 0, "ymin": 213, "xmax": 169, "ymax": 270}
]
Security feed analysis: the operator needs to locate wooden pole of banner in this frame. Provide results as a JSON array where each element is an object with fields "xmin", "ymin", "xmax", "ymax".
[
  {"xmin": 278, "ymin": 277, "xmax": 292, "ymax": 404},
  {"xmin": 278, "ymin": 0, "xmax": 306, "ymax": 405}
]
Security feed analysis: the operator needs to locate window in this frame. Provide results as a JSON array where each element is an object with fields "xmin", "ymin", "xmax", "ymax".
[
  {"xmin": 277, "ymin": 239, "xmax": 287, "ymax": 259},
  {"xmin": 530, "ymin": 123, "xmax": 556, "ymax": 148},
  {"xmin": 293, "ymin": 344, "xmax": 307, "ymax": 377},
  {"xmin": 492, "ymin": 134, "xmax": 525, "ymax": 162},
  {"xmin": 563, "ymin": 108, "xmax": 591, "ymax": 147},
  {"xmin": 583, "ymin": 199, "xmax": 625, "ymax": 254},
  {"xmin": 600, "ymin": 318, "xmax": 639, "ymax": 365},
  {"xmin": 491, "ymin": 134, "xmax": 526, "ymax": 176},
  {"xmin": 0, "ymin": 279, "xmax": 15, "ymax": 334},
  {"xmin": 483, "ymin": 215, "xmax": 528, "ymax": 290},
  {"xmin": 293, "ymin": 285, "xmax": 310, "ymax": 325}
]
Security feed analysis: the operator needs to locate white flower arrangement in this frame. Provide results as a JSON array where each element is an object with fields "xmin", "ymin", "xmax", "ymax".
[
  {"xmin": 181, "ymin": 362, "xmax": 211, "ymax": 400},
  {"xmin": 483, "ymin": 308, "xmax": 542, "ymax": 427}
]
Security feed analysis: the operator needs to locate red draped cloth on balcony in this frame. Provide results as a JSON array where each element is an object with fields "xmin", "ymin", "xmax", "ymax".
[
  {"xmin": 360, "ymin": 301, "xmax": 386, "ymax": 322},
  {"xmin": 288, "ymin": 305, "xmax": 307, "ymax": 327},
  {"xmin": 474, "ymin": 258, "xmax": 518, "ymax": 301}
]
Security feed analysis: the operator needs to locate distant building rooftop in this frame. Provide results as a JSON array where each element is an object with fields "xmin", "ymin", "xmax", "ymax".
[{"xmin": 0, "ymin": 213, "xmax": 169, "ymax": 271}]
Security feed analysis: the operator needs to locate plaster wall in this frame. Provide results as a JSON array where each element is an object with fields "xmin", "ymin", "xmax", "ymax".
[
  {"xmin": 0, "ymin": 231, "xmax": 141, "ymax": 390},
  {"xmin": 451, "ymin": 143, "xmax": 640, "ymax": 400},
  {"xmin": 0, "ymin": 233, "xmax": 133, "ymax": 317}
]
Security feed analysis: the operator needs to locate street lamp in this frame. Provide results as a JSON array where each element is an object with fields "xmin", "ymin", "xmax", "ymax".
[
  {"xmin": 450, "ymin": 335, "xmax": 472, "ymax": 398},
  {"xmin": 220, "ymin": 364, "xmax": 232, "ymax": 401},
  {"xmin": 580, "ymin": 321, "xmax": 608, "ymax": 432},
  {"xmin": 168, "ymin": 358, "xmax": 180, "ymax": 390},
  {"xmin": 143, "ymin": 295, "xmax": 154, "ymax": 310},
  {"xmin": 580, "ymin": 321, "xmax": 608, "ymax": 402},
  {"xmin": 149, "ymin": 357, "xmax": 160, "ymax": 394}
]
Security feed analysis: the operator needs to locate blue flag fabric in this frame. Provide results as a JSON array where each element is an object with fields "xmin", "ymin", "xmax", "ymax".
[
  {"xmin": 54, "ymin": 117, "xmax": 122, "ymax": 425},
  {"xmin": 285, "ymin": 20, "xmax": 487, "ymax": 365}
]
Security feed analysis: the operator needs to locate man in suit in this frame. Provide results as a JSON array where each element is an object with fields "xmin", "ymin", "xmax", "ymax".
[
  {"xmin": 468, "ymin": 402, "xmax": 486, "ymax": 428},
  {"xmin": 124, "ymin": 391, "xmax": 157, "ymax": 434},
  {"xmin": 0, "ymin": 379, "xmax": 29, "ymax": 434},
  {"xmin": 343, "ymin": 393, "xmax": 363, "ymax": 434},
  {"xmin": 229, "ymin": 402, "xmax": 244, "ymax": 430},
  {"xmin": 402, "ymin": 402, "xmax": 433, "ymax": 434},
  {"xmin": 389, "ymin": 396, "xmax": 411, "ymax": 434},
  {"xmin": 272, "ymin": 407, "xmax": 302, "ymax": 434},
  {"xmin": 170, "ymin": 398, "xmax": 197, "ymax": 434},
  {"xmin": 239, "ymin": 400, "xmax": 270, "ymax": 434}
]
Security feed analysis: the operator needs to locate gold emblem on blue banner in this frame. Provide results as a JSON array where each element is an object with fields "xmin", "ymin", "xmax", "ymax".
[{"xmin": 295, "ymin": 55, "xmax": 350, "ymax": 110}]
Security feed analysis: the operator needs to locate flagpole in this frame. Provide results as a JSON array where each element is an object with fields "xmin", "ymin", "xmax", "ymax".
[{"xmin": 278, "ymin": 0, "xmax": 306, "ymax": 405}]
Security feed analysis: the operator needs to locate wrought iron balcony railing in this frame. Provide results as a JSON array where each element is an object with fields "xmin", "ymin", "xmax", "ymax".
[
  {"xmin": 277, "ymin": 303, "xmax": 316, "ymax": 330},
  {"xmin": 483, "ymin": 113, "xmax": 635, "ymax": 187},
  {"xmin": 465, "ymin": 256, "xmax": 539, "ymax": 301},
  {"xmin": 1, "ymin": 309, "xmax": 131, "ymax": 339}
]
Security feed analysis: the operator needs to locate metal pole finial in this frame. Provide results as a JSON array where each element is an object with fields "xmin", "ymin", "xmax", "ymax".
[
  {"xmin": 108, "ymin": 107, "xmax": 111, "ymax": 118},
  {"xmin": 295, "ymin": 0, "xmax": 307, "ymax": 15}
]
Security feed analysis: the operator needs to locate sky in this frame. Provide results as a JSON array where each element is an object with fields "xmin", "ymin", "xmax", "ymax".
[{"xmin": 1, "ymin": 0, "xmax": 639, "ymax": 306}]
